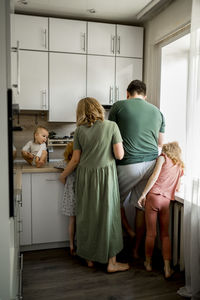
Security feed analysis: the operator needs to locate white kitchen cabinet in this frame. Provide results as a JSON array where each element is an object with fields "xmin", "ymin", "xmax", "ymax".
[
  {"xmin": 11, "ymin": 50, "xmax": 48, "ymax": 110},
  {"xmin": 32, "ymin": 173, "xmax": 68, "ymax": 244},
  {"xmin": 87, "ymin": 55, "xmax": 115, "ymax": 105},
  {"xmin": 116, "ymin": 25, "xmax": 143, "ymax": 58},
  {"xmin": 20, "ymin": 174, "xmax": 32, "ymax": 245},
  {"xmin": 20, "ymin": 173, "xmax": 69, "ymax": 246},
  {"xmin": 49, "ymin": 52, "xmax": 86, "ymax": 122},
  {"xmin": 115, "ymin": 57, "xmax": 143, "ymax": 101},
  {"xmin": 11, "ymin": 14, "xmax": 48, "ymax": 51},
  {"xmin": 88, "ymin": 22, "xmax": 116, "ymax": 56},
  {"xmin": 88, "ymin": 22, "xmax": 143, "ymax": 58},
  {"xmin": 49, "ymin": 18, "xmax": 87, "ymax": 53}
]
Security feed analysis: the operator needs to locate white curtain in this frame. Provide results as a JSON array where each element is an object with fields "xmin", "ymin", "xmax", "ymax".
[{"xmin": 177, "ymin": 0, "xmax": 200, "ymax": 299}]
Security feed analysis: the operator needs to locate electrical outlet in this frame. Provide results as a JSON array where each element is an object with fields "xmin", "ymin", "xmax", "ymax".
[{"xmin": 48, "ymin": 147, "xmax": 53, "ymax": 153}]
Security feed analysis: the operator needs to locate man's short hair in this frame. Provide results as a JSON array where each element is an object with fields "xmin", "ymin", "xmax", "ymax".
[{"xmin": 127, "ymin": 80, "xmax": 146, "ymax": 96}]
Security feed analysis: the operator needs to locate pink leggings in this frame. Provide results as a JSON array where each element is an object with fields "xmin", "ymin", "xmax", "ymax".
[{"xmin": 145, "ymin": 193, "xmax": 171, "ymax": 260}]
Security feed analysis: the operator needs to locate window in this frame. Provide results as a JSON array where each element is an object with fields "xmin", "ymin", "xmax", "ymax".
[{"xmin": 160, "ymin": 34, "xmax": 190, "ymax": 163}]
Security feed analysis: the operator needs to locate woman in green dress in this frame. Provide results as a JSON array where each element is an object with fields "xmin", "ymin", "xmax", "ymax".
[{"xmin": 60, "ymin": 97, "xmax": 129, "ymax": 273}]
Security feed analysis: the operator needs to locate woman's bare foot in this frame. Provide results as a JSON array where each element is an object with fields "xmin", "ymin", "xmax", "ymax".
[
  {"xmin": 144, "ymin": 261, "xmax": 152, "ymax": 271},
  {"xmin": 107, "ymin": 262, "xmax": 130, "ymax": 273},
  {"xmin": 127, "ymin": 228, "xmax": 136, "ymax": 239},
  {"xmin": 86, "ymin": 260, "xmax": 94, "ymax": 268}
]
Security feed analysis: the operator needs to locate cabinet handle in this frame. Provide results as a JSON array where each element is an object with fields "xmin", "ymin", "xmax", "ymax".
[
  {"xmin": 109, "ymin": 86, "xmax": 114, "ymax": 104},
  {"xmin": 43, "ymin": 29, "xmax": 47, "ymax": 49},
  {"xmin": 81, "ymin": 33, "xmax": 86, "ymax": 52},
  {"xmin": 117, "ymin": 36, "xmax": 120, "ymax": 54},
  {"xmin": 115, "ymin": 86, "xmax": 119, "ymax": 101},
  {"xmin": 42, "ymin": 89, "xmax": 47, "ymax": 109},
  {"xmin": 20, "ymin": 253, "xmax": 24, "ymax": 270},
  {"xmin": 18, "ymin": 220, "xmax": 23, "ymax": 233},
  {"xmin": 17, "ymin": 198, "xmax": 22, "ymax": 207},
  {"xmin": 111, "ymin": 35, "xmax": 115, "ymax": 54},
  {"xmin": 46, "ymin": 179, "xmax": 58, "ymax": 181},
  {"xmin": 16, "ymin": 190, "xmax": 22, "ymax": 205},
  {"xmin": 12, "ymin": 40, "xmax": 21, "ymax": 95}
]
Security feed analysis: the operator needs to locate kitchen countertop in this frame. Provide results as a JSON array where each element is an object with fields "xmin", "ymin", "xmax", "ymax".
[
  {"xmin": 13, "ymin": 162, "xmax": 63, "ymax": 200},
  {"xmin": 13, "ymin": 161, "xmax": 184, "ymax": 204},
  {"xmin": 14, "ymin": 162, "xmax": 63, "ymax": 173}
]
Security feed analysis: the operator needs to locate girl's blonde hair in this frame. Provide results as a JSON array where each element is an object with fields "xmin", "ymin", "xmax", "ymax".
[
  {"xmin": 64, "ymin": 142, "xmax": 73, "ymax": 162},
  {"xmin": 162, "ymin": 142, "xmax": 184, "ymax": 169},
  {"xmin": 76, "ymin": 97, "xmax": 104, "ymax": 127},
  {"xmin": 33, "ymin": 125, "xmax": 48, "ymax": 142}
]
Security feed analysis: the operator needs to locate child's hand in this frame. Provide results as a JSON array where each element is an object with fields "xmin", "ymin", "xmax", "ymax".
[
  {"xmin": 27, "ymin": 152, "xmax": 34, "ymax": 160},
  {"xmin": 25, "ymin": 153, "xmax": 34, "ymax": 165},
  {"xmin": 59, "ymin": 173, "xmax": 66, "ymax": 184},
  {"xmin": 138, "ymin": 195, "xmax": 146, "ymax": 208}
]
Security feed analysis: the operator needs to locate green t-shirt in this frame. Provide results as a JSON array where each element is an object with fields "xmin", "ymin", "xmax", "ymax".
[{"xmin": 108, "ymin": 98, "xmax": 165, "ymax": 165}]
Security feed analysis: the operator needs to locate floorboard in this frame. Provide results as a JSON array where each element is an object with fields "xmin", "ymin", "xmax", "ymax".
[{"xmin": 22, "ymin": 245, "xmax": 189, "ymax": 300}]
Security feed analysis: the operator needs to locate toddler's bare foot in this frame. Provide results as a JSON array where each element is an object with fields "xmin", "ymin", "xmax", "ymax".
[
  {"xmin": 133, "ymin": 248, "xmax": 139, "ymax": 259},
  {"xmin": 144, "ymin": 261, "xmax": 152, "ymax": 271},
  {"xmin": 127, "ymin": 229, "xmax": 136, "ymax": 239},
  {"xmin": 107, "ymin": 262, "xmax": 130, "ymax": 273},
  {"xmin": 86, "ymin": 260, "xmax": 94, "ymax": 268}
]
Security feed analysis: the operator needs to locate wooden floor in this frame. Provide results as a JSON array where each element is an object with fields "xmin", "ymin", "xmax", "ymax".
[{"xmin": 22, "ymin": 245, "xmax": 188, "ymax": 300}]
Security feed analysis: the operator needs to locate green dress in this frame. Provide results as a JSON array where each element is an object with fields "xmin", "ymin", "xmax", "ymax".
[{"xmin": 73, "ymin": 120, "xmax": 123, "ymax": 263}]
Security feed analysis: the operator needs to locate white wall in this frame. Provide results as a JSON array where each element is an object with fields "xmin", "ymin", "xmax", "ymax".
[{"xmin": 143, "ymin": 0, "xmax": 192, "ymax": 106}]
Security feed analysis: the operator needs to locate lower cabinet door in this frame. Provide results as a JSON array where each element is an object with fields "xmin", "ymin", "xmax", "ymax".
[
  {"xmin": 32, "ymin": 173, "xmax": 69, "ymax": 244},
  {"xmin": 20, "ymin": 173, "xmax": 32, "ymax": 245}
]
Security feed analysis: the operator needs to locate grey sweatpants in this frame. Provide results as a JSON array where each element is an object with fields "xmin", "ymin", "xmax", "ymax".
[{"xmin": 117, "ymin": 160, "xmax": 156, "ymax": 209}]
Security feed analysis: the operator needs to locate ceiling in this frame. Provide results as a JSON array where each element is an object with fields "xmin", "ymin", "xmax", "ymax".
[{"xmin": 13, "ymin": 0, "xmax": 172, "ymax": 25}]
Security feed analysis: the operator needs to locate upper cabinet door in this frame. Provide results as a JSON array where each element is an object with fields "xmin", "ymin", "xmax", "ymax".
[
  {"xmin": 11, "ymin": 50, "xmax": 48, "ymax": 110},
  {"xmin": 49, "ymin": 52, "xmax": 86, "ymax": 122},
  {"xmin": 87, "ymin": 55, "xmax": 115, "ymax": 105},
  {"xmin": 116, "ymin": 25, "xmax": 143, "ymax": 58},
  {"xmin": 88, "ymin": 22, "xmax": 116, "ymax": 56},
  {"xmin": 11, "ymin": 14, "xmax": 48, "ymax": 51},
  {"xmin": 49, "ymin": 18, "xmax": 87, "ymax": 53},
  {"xmin": 115, "ymin": 57, "xmax": 143, "ymax": 101}
]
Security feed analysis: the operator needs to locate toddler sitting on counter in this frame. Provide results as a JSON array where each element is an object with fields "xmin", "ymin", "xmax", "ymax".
[{"xmin": 21, "ymin": 125, "xmax": 49, "ymax": 168}]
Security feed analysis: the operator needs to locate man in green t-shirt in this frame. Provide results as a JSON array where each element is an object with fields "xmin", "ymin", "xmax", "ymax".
[{"xmin": 109, "ymin": 79, "xmax": 165, "ymax": 258}]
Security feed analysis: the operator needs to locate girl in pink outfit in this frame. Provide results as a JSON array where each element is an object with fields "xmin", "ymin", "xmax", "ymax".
[{"xmin": 138, "ymin": 142, "xmax": 184, "ymax": 278}]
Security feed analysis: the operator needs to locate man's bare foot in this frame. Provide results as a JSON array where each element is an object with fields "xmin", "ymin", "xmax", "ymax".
[
  {"xmin": 144, "ymin": 261, "xmax": 152, "ymax": 271},
  {"xmin": 107, "ymin": 262, "xmax": 130, "ymax": 273},
  {"xmin": 86, "ymin": 260, "xmax": 94, "ymax": 268}
]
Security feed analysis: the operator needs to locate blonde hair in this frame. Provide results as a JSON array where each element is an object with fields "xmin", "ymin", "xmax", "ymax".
[
  {"xmin": 162, "ymin": 142, "xmax": 184, "ymax": 169},
  {"xmin": 33, "ymin": 125, "xmax": 48, "ymax": 142},
  {"xmin": 64, "ymin": 142, "xmax": 73, "ymax": 162},
  {"xmin": 76, "ymin": 97, "xmax": 104, "ymax": 127}
]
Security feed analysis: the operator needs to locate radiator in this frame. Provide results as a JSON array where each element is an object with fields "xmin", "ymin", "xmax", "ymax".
[{"xmin": 171, "ymin": 200, "xmax": 184, "ymax": 271}]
